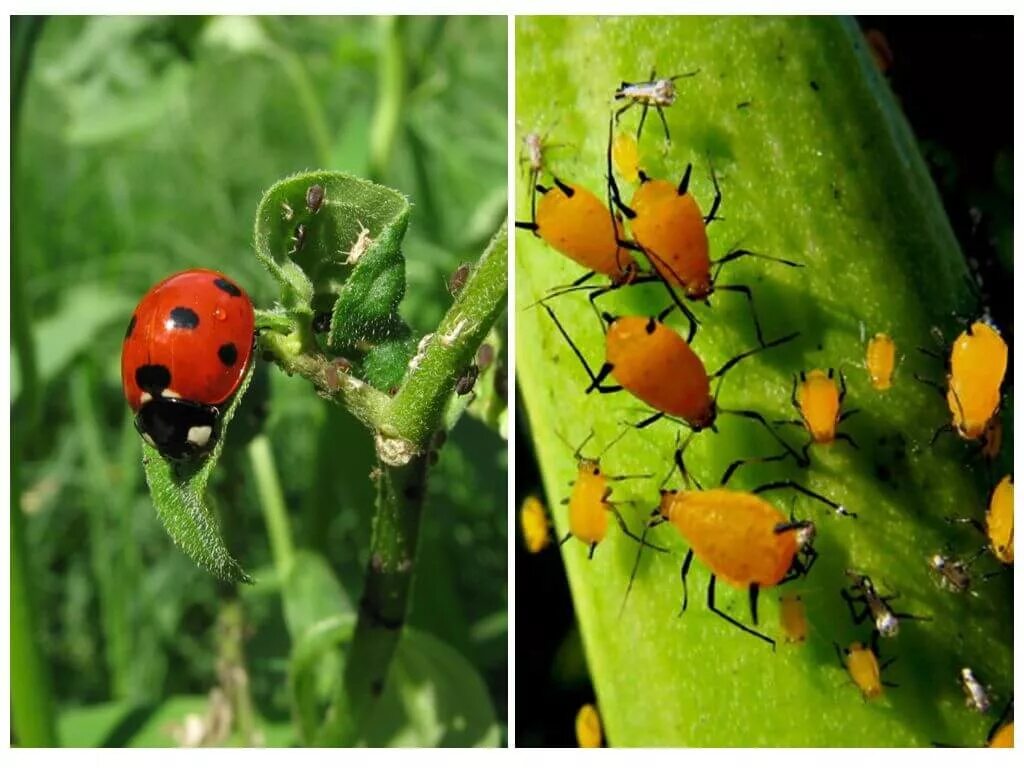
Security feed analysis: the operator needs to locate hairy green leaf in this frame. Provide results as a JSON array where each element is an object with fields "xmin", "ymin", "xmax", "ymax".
[
  {"xmin": 140, "ymin": 362, "xmax": 256, "ymax": 584},
  {"xmin": 516, "ymin": 16, "xmax": 1010, "ymax": 747}
]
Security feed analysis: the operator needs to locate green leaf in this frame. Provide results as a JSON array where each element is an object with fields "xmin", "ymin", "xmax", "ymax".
[
  {"xmin": 516, "ymin": 17, "xmax": 1010, "ymax": 747},
  {"xmin": 140, "ymin": 362, "xmax": 256, "ymax": 584},
  {"xmin": 282, "ymin": 549, "xmax": 353, "ymax": 640},
  {"xmin": 290, "ymin": 616, "xmax": 500, "ymax": 747}
]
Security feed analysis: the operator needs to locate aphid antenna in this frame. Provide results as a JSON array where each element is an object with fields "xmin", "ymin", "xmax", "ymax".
[{"xmin": 540, "ymin": 300, "xmax": 624, "ymax": 396}]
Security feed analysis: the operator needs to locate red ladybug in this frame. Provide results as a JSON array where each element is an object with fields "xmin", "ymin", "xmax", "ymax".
[{"xmin": 121, "ymin": 268, "xmax": 255, "ymax": 460}]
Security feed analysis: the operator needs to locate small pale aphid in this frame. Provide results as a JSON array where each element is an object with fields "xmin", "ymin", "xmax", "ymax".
[
  {"xmin": 520, "ymin": 495, "xmax": 551, "ymax": 554},
  {"xmin": 343, "ymin": 221, "xmax": 373, "ymax": 265},
  {"xmin": 865, "ymin": 332, "xmax": 896, "ymax": 390},
  {"xmin": 928, "ymin": 553, "xmax": 972, "ymax": 593},
  {"xmin": 613, "ymin": 67, "xmax": 699, "ymax": 142},
  {"xmin": 960, "ymin": 667, "xmax": 992, "ymax": 713},
  {"xmin": 779, "ymin": 594, "xmax": 808, "ymax": 644}
]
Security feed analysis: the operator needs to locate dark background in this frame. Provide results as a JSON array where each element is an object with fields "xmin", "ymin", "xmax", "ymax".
[{"xmin": 514, "ymin": 16, "xmax": 1012, "ymax": 746}]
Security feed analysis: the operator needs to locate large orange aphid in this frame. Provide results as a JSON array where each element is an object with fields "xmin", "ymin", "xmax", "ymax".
[
  {"xmin": 946, "ymin": 321, "xmax": 1007, "ymax": 440},
  {"xmin": 516, "ymin": 178, "xmax": 636, "ymax": 283}
]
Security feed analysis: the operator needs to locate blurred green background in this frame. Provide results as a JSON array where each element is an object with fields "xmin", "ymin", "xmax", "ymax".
[{"xmin": 11, "ymin": 15, "xmax": 507, "ymax": 746}]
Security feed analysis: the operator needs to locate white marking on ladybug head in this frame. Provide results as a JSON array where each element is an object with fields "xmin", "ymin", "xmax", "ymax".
[
  {"xmin": 140, "ymin": 392, "xmax": 153, "ymax": 404},
  {"xmin": 187, "ymin": 425, "xmax": 213, "ymax": 447},
  {"xmin": 162, "ymin": 389, "xmax": 181, "ymax": 400},
  {"xmin": 142, "ymin": 432, "xmax": 157, "ymax": 448}
]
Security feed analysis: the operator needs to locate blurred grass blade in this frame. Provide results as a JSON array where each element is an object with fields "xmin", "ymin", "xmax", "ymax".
[{"xmin": 140, "ymin": 363, "xmax": 257, "ymax": 584}]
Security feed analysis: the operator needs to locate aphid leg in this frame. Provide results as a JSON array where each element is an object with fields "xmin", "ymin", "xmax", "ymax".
[
  {"xmin": 540, "ymin": 302, "xmax": 624, "ymax": 395},
  {"xmin": 670, "ymin": 432, "xmax": 705, "ymax": 490},
  {"xmin": 713, "ymin": 283, "xmax": 769, "ymax": 348},
  {"xmin": 678, "ymin": 548, "xmax": 694, "ymax": 616},
  {"xmin": 712, "ymin": 331, "xmax": 800, "ymax": 380},
  {"xmin": 944, "ymin": 516, "xmax": 987, "ymax": 535},
  {"xmin": 719, "ymin": 451, "xmax": 790, "ymax": 487},
  {"xmin": 613, "ymin": 99, "xmax": 637, "ymax": 125},
  {"xmin": 655, "ymin": 105, "xmax": 671, "ymax": 143},
  {"xmin": 929, "ymin": 423, "xmax": 955, "ymax": 446},
  {"xmin": 559, "ymin": 531, "xmax": 572, "ymax": 547},
  {"xmin": 749, "ymin": 583, "xmax": 761, "ymax": 625},
  {"xmin": 838, "ymin": 409, "xmax": 861, "ymax": 424},
  {"xmin": 707, "ymin": 575, "xmax": 776, "ymax": 650},
  {"xmin": 633, "ymin": 411, "xmax": 666, "ymax": 430},
  {"xmin": 530, "ymin": 167, "xmax": 540, "ymax": 222},
  {"xmin": 839, "ymin": 588, "xmax": 872, "ymax": 626},
  {"xmin": 620, "ymin": 516, "xmax": 669, "ymax": 618},
  {"xmin": 588, "ymin": 542, "xmax": 598, "ymax": 560},
  {"xmin": 711, "ymin": 248, "xmax": 804, "ymax": 283},
  {"xmin": 636, "ymin": 102, "xmax": 650, "ymax": 141},
  {"xmin": 720, "ymin": 408, "xmax": 804, "ymax": 466},
  {"xmin": 609, "ymin": 506, "xmax": 670, "ymax": 553},
  {"xmin": 833, "ymin": 641, "xmax": 849, "ymax": 667},
  {"xmin": 703, "ymin": 163, "xmax": 723, "ymax": 224},
  {"xmin": 912, "ymin": 373, "xmax": 946, "ymax": 397},
  {"xmin": 892, "ymin": 611, "xmax": 932, "ymax": 624},
  {"xmin": 753, "ymin": 479, "xmax": 855, "ymax": 518},
  {"xmin": 835, "ymin": 432, "xmax": 860, "ymax": 449}
]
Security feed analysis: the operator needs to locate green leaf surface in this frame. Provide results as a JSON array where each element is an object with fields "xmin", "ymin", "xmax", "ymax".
[
  {"xmin": 290, "ymin": 615, "xmax": 500, "ymax": 747},
  {"xmin": 282, "ymin": 549, "xmax": 353, "ymax": 640},
  {"xmin": 516, "ymin": 16, "xmax": 1011, "ymax": 747},
  {"xmin": 140, "ymin": 362, "xmax": 256, "ymax": 584}
]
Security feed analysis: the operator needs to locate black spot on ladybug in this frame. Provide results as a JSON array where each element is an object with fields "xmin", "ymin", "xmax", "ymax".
[
  {"xmin": 125, "ymin": 315, "xmax": 137, "ymax": 340},
  {"xmin": 169, "ymin": 307, "xmax": 199, "ymax": 329},
  {"xmin": 214, "ymin": 277, "xmax": 242, "ymax": 297},
  {"xmin": 218, "ymin": 343, "xmax": 238, "ymax": 367},
  {"xmin": 136, "ymin": 364, "xmax": 171, "ymax": 395}
]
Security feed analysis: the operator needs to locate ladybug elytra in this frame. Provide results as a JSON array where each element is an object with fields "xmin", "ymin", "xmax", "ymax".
[{"xmin": 121, "ymin": 268, "xmax": 255, "ymax": 460}]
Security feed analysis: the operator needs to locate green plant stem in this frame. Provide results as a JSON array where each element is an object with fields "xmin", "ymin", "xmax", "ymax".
[
  {"xmin": 216, "ymin": 599, "xmax": 260, "ymax": 746},
  {"xmin": 11, "ymin": 441, "xmax": 58, "ymax": 746},
  {"xmin": 368, "ymin": 16, "xmax": 405, "ymax": 180},
  {"xmin": 319, "ymin": 453, "xmax": 430, "ymax": 745},
  {"xmin": 384, "ymin": 222, "xmax": 508, "ymax": 450},
  {"xmin": 248, "ymin": 435, "xmax": 295, "ymax": 580},
  {"xmin": 259, "ymin": 327, "xmax": 392, "ymax": 431}
]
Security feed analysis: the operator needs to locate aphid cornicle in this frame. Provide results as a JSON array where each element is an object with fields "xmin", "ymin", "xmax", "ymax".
[
  {"xmin": 520, "ymin": 495, "xmax": 551, "ymax": 554},
  {"xmin": 840, "ymin": 570, "xmax": 930, "ymax": 639},
  {"xmin": 557, "ymin": 431, "xmax": 667, "ymax": 560},
  {"xmin": 777, "ymin": 368, "xmax": 860, "ymax": 465},
  {"xmin": 865, "ymin": 332, "xmax": 896, "ymax": 390},
  {"xmin": 834, "ymin": 635, "xmax": 896, "ymax": 701},
  {"xmin": 613, "ymin": 67, "xmax": 699, "ymax": 142},
  {"xmin": 605, "ymin": 116, "xmax": 803, "ymax": 348},
  {"xmin": 627, "ymin": 435, "xmax": 851, "ymax": 649},
  {"xmin": 542, "ymin": 301, "xmax": 802, "ymax": 462}
]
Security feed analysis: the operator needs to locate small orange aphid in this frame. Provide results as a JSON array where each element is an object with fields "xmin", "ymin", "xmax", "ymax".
[
  {"xmin": 520, "ymin": 495, "xmax": 551, "ymax": 554},
  {"xmin": 835, "ymin": 637, "xmax": 895, "ymax": 700},
  {"xmin": 988, "ymin": 701, "xmax": 1014, "ymax": 748},
  {"xmin": 632, "ymin": 437, "xmax": 851, "ymax": 649},
  {"xmin": 612, "ymin": 131, "xmax": 640, "ymax": 183},
  {"xmin": 575, "ymin": 703, "xmax": 603, "ymax": 748},
  {"xmin": 946, "ymin": 321, "xmax": 1007, "ymax": 441},
  {"xmin": 779, "ymin": 369, "xmax": 859, "ymax": 465},
  {"xmin": 542, "ymin": 301, "xmax": 801, "ymax": 459},
  {"xmin": 986, "ymin": 475, "xmax": 1013, "ymax": 564},
  {"xmin": 779, "ymin": 594, "xmax": 808, "ymax": 643},
  {"xmin": 948, "ymin": 474, "xmax": 1013, "ymax": 566},
  {"xmin": 865, "ymin": 332, "xmax": 896, "ymax": 390},
  {"xmin": 558, "ymin": 431, "xmax": 665, "ymax": 560},
  {"xmin": 516, "ymin": 178, "xmax": 636, "ymax": 284}
]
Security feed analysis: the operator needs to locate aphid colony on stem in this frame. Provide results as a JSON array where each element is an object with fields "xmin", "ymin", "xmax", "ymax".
[{"xmin": 517, "ymin": 65, "xmax": 1013, "ymax": 744}]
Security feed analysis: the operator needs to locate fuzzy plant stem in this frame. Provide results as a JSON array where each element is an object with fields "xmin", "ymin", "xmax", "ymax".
[
  {"xmin": 384, "ymin": 222, "xmax": 508, "ymax": 449},
  {"xmin": 317, "ymin": 222, "xmax": 506, "ymax": 744}
]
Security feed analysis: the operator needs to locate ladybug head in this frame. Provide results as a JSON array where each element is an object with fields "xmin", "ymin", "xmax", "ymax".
[{"xmin": 135, "ymin": 397, "xmax": 221, "ymax": 461}]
